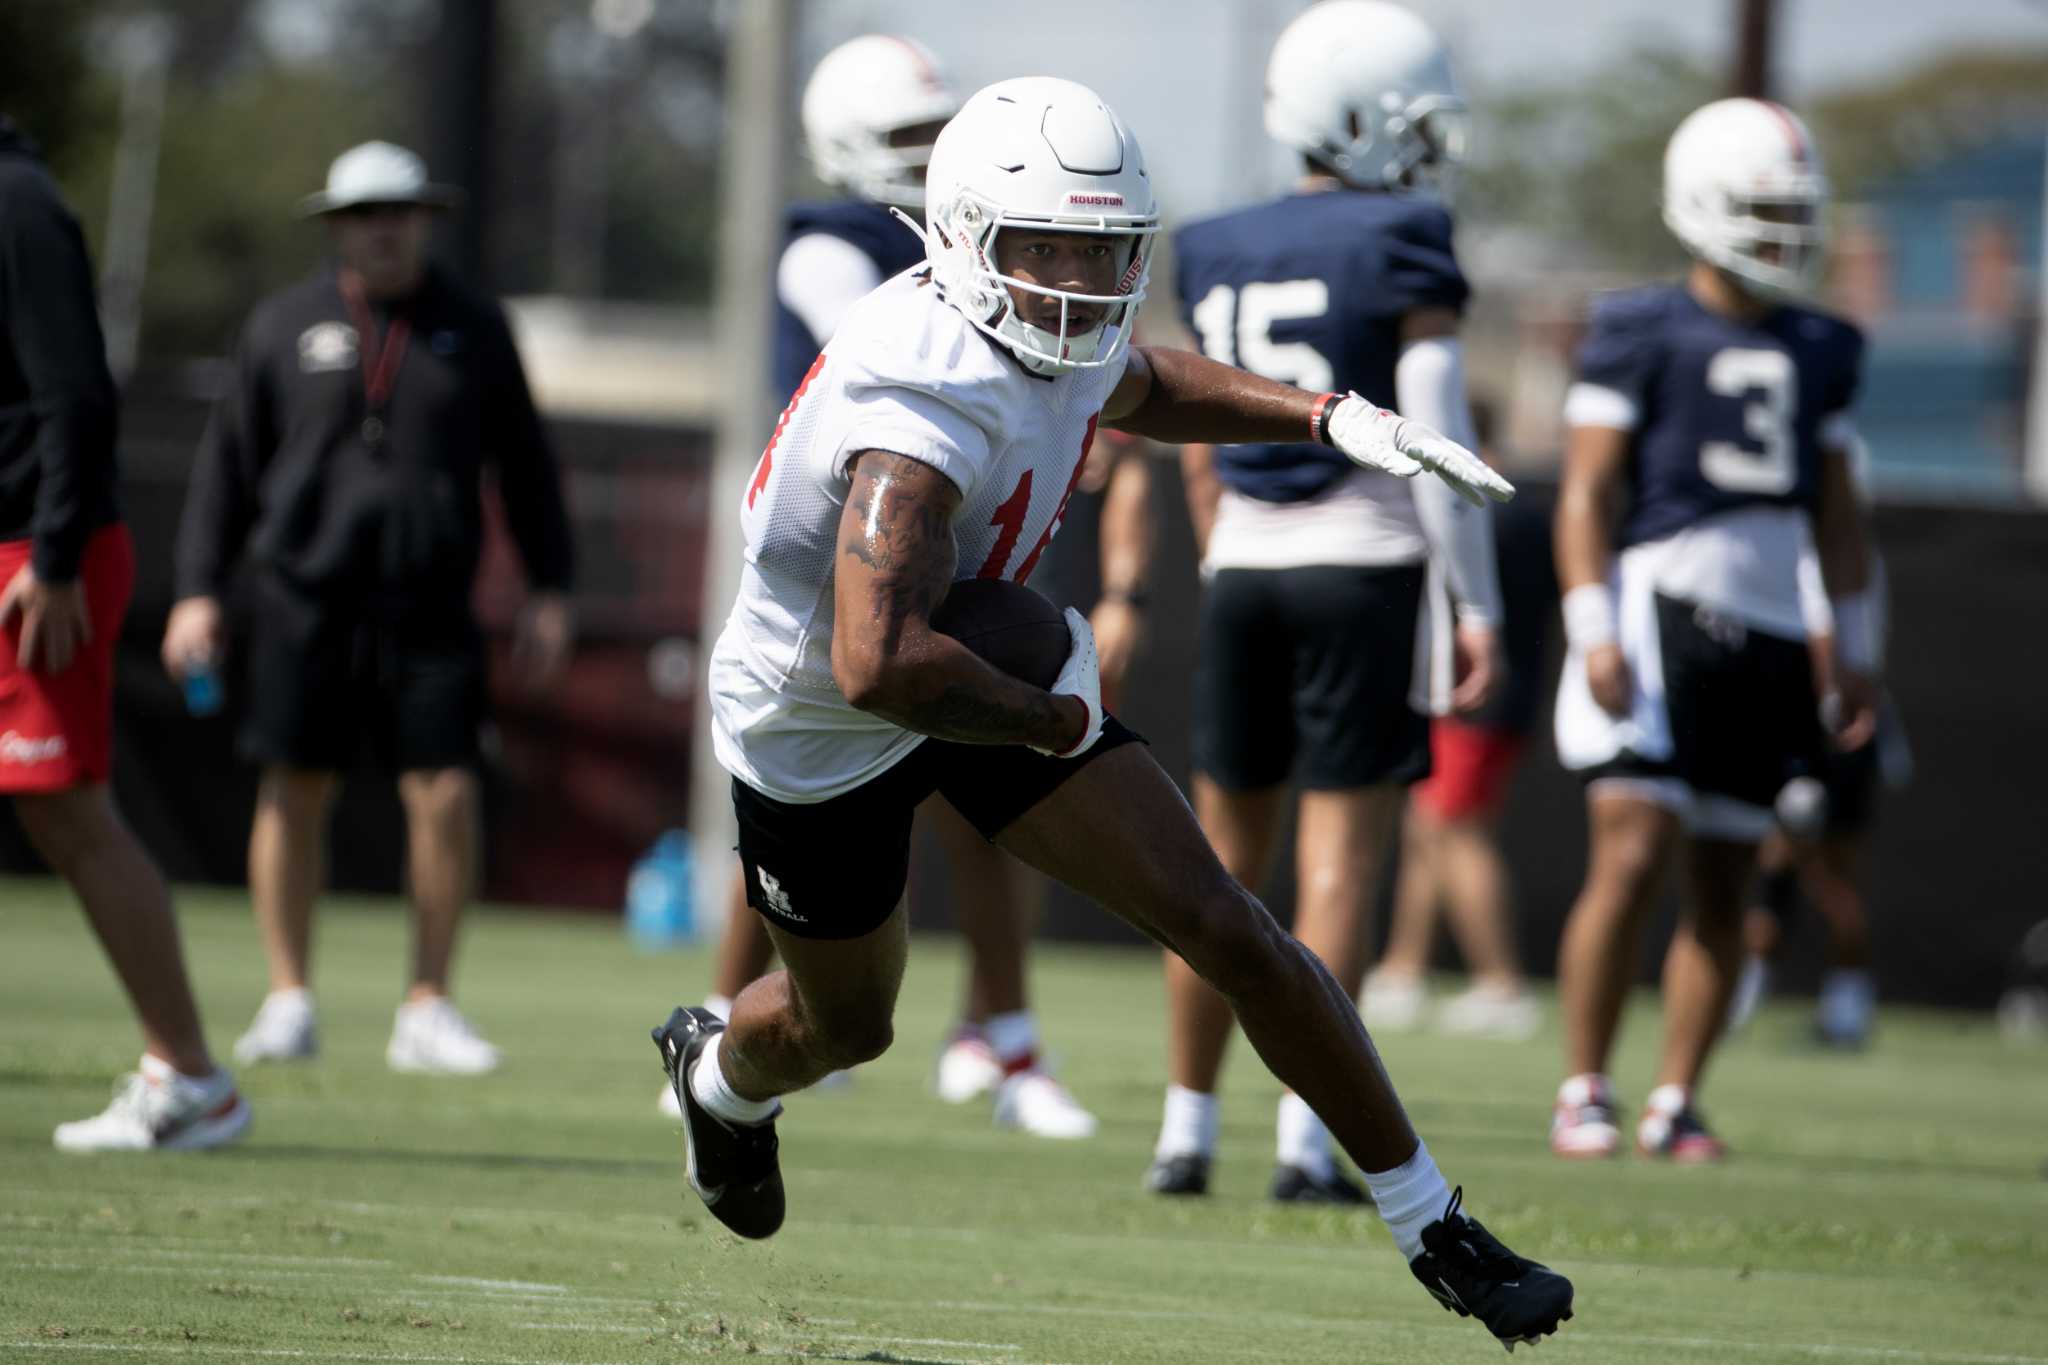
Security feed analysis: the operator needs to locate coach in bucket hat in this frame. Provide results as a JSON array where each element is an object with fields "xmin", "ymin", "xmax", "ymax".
[{"xmin": 298, "ymin": 140, "xmax": 463, "ymax": 216}]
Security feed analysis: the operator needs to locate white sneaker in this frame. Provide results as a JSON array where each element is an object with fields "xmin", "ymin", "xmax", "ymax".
[
  {"xmin": 993, "ymin": 1069, "xmax": 1099, "ymax": 1140},
  {"xmin": 934, "ymin": 1034, "xmax": 1004, "ymax": 1104},
  {"xmin": 232, "ymin": 989, "xmax": 316, "ymax": 1065},
  {"xmin": 1435, "ymin": 984, "xmax": 1542, "ymax": 1041},
  {"xmin": 387, "ymin": 998, "xmax": 501, "ymax": 1075},
  {"xmin": 55, "ymin": 1055, "xmax": 251, "ymax": 1153},
  {"xmin": 1361, "ymin": 971, "xmax": 1428, "ymax": 1032}
]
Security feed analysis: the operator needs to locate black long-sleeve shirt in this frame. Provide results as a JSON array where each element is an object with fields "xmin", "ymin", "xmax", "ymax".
[
  {"xmin": 0, "ymin": 120, "xmax": 121, "ymax": 582},
  {"xmin": 175, "ymin": 263, "xmax": 574, "ymax": 613}
]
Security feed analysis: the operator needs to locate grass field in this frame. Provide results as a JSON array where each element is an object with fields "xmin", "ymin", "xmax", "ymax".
[{"xmin": 3, "ymin": 876, "xmax": 2045, "ymax": 1365}]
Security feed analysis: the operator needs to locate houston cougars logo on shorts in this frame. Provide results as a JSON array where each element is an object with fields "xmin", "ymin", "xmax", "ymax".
[{"xmin": 0, "ymin": 731, "xmax": 68, "ymax": 765}]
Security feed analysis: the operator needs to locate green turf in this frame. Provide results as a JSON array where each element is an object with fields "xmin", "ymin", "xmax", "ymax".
[{"xmin": 2, "ymin": 874, "xmax": 2045, "ymax": 1364}]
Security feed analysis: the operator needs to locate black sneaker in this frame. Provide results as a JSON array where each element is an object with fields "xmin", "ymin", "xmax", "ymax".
[
  {"xmin": 1409, "ymin": 1188, "xmax": 1574, "ymax": 1352},
  {"xmin": 651, "ymin": 1006, "xmax": 785, "ymax": 1240},
  {"xmin": 1271, "ymin": 1163, "xmax": 1372, "ymax": 1206},
  {"xmin": 1144, "ymin": 1152, "xmax": 1210, "ymax": 1196}
]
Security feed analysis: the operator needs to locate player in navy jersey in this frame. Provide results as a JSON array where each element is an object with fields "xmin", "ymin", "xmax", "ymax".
[
  {"xmin": 1147, "ymin": 1, "xmax": 1505, "ymax": 1204},
  {"xmin": 679, "ymin": 36, "xmax": 1099, "ymax": 1140},
  {"xmin": 1549, "ymin": 98, "xmax": 1881, "ymax": 1161}
]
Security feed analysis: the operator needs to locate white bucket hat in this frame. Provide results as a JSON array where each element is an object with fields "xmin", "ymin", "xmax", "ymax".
[{"xmin": 299, "ymin": 141, "xmax": 462, "ymax": 217}]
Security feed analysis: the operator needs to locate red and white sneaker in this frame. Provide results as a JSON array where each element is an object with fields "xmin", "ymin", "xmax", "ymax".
[
  {"xmin": 934, "ymin": 1033, "xmax": 1003, "ymax": 1104},
  {"xmin": 54, "ymin": 1055, "xmax": 251, "ymax": 1153},
  {"xmin": 1550, "ymin": 1074, "xmax": 1622, "ymax": 1159},
  {"xmin": 993, "ymin": 1068, "xmax": 1098, "ymax": 1140},
  {"xmin": 1636, "ymin": 1085, "xmax": 1727, "ymax": 1163}
]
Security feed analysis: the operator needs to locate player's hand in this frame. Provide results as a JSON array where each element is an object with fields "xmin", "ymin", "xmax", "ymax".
[
  {"xmin": 512, "ymin": 592, "xmax": 576, "ymax": 692},
  {"xmin": 1450, "ymin": 619, "xmax": 1500, "ymax": 715},
  {"xmin": 1586, "ymin": 642, "xmax": 1632, "ymax": 718},
  {"xmin": 1088, "ymin": 597, "xmax": 1144, "ymax": 713},
  {"xmin": 1, "ymin": 563, "xmax": 92, "ymax": 675},
  {"xmin": 1030, "ymin": 607, "xmax": 1105, "ymax": 758},
  {"xmin": 1824, "ymin": 668, "xmax": 1880, "ymax": 753},
  {"xmin": 161, "ymin": 595, "xmax": 225, "ymax": 681},
  {"xmin": 1326, "ymin": 392, "xmax": 1515, "ymax": 507}
]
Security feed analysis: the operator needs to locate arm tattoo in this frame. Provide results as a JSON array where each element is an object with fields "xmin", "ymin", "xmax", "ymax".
[{"xmin": 841, "ymin": 451, "xmax": 957, "ymax": 641}]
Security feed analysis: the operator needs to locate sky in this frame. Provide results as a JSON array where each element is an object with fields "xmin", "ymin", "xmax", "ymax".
[{"xmin": 814, "ymin": 0, "xmax": 2048, "ymax": 215}]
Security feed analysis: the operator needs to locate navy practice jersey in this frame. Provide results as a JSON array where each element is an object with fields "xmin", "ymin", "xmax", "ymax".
[
  {"xmin": 1573, "ymin": 283, "xmax": 1864, "ymax": 548},
  {"xmin": 1174, "ymin": 191, "xmax": 1468, "ymax": 503},
  {"xmin": 771, "ymin": 200, "xmax": 927, "ymax": 406}
]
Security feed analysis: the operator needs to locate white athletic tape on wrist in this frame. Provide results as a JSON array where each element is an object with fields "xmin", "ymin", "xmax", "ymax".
[
  {"xmin": 1830, "ymin": 589, "xmax": 1877, "ymax": 672},
  {"xmin": 1562, "ymin": 583, "xmax": 1618, "ymax": 652}
]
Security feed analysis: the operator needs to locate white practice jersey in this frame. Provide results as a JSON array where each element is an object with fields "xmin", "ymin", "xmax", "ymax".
[{"xmin": 710, "ymin": 268, "xmax": 1125, "ymax": 803}]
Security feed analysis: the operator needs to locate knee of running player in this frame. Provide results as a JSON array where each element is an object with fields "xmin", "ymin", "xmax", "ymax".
[
  {"xmin": 1165, "ymin": 875, "xmax": 1295, "ymax": 1002},
  {"xmin": 796, "ymin": 991, "xmax": 897, "ymax": 1071}
]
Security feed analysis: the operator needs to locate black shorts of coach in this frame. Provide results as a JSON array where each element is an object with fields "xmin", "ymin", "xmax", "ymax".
[
  {"xmin": 238, "ymin": 573, "xmax": 486, "ymax": 773},
  {"xmin": 733, "ymin": 717, "xmax": 1144, "ymax": 940},
  {"xmin": 1193, "ymin": 562, "xmax": 1431, "ymax": 792}
]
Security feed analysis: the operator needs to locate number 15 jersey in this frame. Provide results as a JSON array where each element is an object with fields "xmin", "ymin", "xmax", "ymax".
[
  {"xmin": 1564, "ymin": 282, "xmax": 1864, "ymax": 638},
  {"xmin": 709, "ymin": 267, "xmax": 1122, "ymax": 804}
]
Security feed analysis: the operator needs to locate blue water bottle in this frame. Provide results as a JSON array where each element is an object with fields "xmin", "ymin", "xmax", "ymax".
[
  {"xmin": 626, "ymin": 831, "xmax": 695, "ymax": 949},
  {"xmin": 182, "ymin": 654, "xmax": 223, "ymax": 717}
]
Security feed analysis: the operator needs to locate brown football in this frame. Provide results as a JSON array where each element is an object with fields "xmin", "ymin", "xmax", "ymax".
[{"xmin": 930, "ymin": 578, "xmax": 1070, "ymax": 690}]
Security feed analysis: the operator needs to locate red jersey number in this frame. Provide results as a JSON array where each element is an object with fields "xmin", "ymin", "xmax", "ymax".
[{"xmin": 973, "ymin": 414, "xmax": 1099, "ymax": 582}]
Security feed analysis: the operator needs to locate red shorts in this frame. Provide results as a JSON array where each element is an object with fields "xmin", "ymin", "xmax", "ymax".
[
  {"xmin": 1410, "ymin": 717, "xmax": 1526, "ymax": 822},
  {"xmin": 0, "ymin": 524, "xmax": 134, "ymax": 793}
]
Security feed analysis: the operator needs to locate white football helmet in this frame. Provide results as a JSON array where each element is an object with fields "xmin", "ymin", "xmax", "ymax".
[
  {"xmin": 919, "ymin": 77, "xmax": 1159, "ymax": 376},
  {"xmin": 1263, "ymin": 0, "xmax": 1467, "ymax": 195},
  {"xmin": 801, "ymin": 35, "xmax": 960, "ymax": 208},
  {"xmin": 1664, "ymin": 98, "xmax": 1830, "ymax": 301}
]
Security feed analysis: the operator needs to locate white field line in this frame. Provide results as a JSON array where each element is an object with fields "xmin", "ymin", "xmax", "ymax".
[
  {"xmin": 0, "ymin": 1342, "xmax": 1067, "ymax": 1365},
  {"xmin": 414, "ymin": 1277, "xmax": 567, "ymax": 1295}
]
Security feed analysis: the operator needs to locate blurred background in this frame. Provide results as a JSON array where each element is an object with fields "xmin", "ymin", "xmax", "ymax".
[{"xmin": 2, "ymin": 0, "xmax": 2043, "ymax": 1013}]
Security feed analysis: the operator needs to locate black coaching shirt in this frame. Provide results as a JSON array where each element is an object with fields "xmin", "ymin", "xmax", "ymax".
[
  {"xmin": 175, "ymin": 264, "xmax": 574, "ymax": 612},
  {"xmin": 0, "ymin": 119, "xmax": 121, "ymax": 581}
]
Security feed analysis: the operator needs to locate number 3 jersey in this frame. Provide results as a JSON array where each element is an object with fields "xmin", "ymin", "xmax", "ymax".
[
  {"xmin": 710, "ymin": 267, "xmax": 1122, "ymax": 804},
  {"xmin": 1563, "ymin": 282, "xmax": 1864, "ymax": 639}
]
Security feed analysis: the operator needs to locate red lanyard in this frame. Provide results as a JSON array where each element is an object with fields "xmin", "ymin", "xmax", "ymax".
[{"xmin": 338, "ymin": 272, "xmax": 412, "ymax": 432}]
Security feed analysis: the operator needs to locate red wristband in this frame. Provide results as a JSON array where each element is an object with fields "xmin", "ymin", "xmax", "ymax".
[{"xmin": 1310, "ymin": 392, "xmax": 1342, "ymax": 447}]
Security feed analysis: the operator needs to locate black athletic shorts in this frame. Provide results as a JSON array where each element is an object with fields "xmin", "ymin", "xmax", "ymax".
[
  {"xmin": 732, "ymin": 717, "xmax": 1143, "ymax": 940},
  {"xmin": 1192, "ymin": 563, "xmax": 1430, "ymax": 792},
  {"xmin": 238, "ymin": 574, "xmax": 485, "ymax": 773},
  {"xmin": 1592, "ymin": 592, "xmax": 1824, "ymax": 812}
]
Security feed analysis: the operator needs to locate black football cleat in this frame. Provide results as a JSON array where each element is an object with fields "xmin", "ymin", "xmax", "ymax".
[
  {"xmin": 1144, "ymin": 1152, "xmax": 1211, "ymax": 1196},
  {"xmin": 1409, "ymin": 1187, "xmax": 1574, "ymax": 1352},
  {"xmin": 651, "ymin": 1006, "xmax": 785, "ymax": 1240},
  {"xmin": 1271, "ymin": 1163, "xmax": 1372, "ymax": 1206}
]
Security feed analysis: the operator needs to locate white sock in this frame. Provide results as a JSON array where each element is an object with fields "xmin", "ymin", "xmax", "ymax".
[
  {"xmin": 983, "ymin": 1010, "xmax": 1038, "ymax": 1067},
  {"xmin": 1557, "ymin": 1072, "xmax": 1612, "ymax": 1109},
  {"xmin": 1363, "ymin": 1140, "xmax": 1453, "ymax": 1261},
  {"xmin": 702, "ymin": 994, "xmax": 733, "ymax": 1023},
  {"xmin": 267, "ymin": 986, "xmax": 312, "ymax": 1011},
  {"xmin": 1275, "ymin": 1092, "xmax": 1333, "ymax": 1181},
  {"xmin": 1155, "ymin": 1084, "xmax": 1219, "ymax": 1160},
  {"xmin": 1644, "ymin": 1082, "xmax": 1689, "ymax": 1116},
  {"xmin": 687, "ymin": 1032, "xmax": 778, "ymax": 1125}
]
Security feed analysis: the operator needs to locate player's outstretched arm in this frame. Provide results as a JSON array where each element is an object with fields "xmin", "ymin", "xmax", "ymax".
[
  {"xmin": 832, "ymin": 450, "xmax": 1088, "ymax": 752},
  {"xmin": 1812, "ymin": 445, "xmax": 1879, "ymax": 750},
  {"xmin": 1555, "ymin": 423, "xmax": 1633, "ymax": 717},
  {"xmin": 1102, "ymin": 345, "xmax": 1511, "ymax": 505}
]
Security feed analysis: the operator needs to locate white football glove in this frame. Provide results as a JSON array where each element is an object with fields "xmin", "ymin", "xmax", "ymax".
[
  {"xmin": 1325, "ymin": 392, "xmax": 1515, "ymax": 507},
  {"xmin": 1030, "ymin": 607, "xmax": 1106, "ymax": 758}
]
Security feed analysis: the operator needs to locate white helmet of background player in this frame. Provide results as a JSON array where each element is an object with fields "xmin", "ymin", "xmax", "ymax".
[
  {"xmin": 801, "ymin": 35, "xmax": 960, "ymax": 208},
  {"xmin": 1263, "ymin": 0, "xmax": 1468, "ymax": 195},
  {"xmin": 1664, "ymin": 98, "xmax": 1830, "ymax": 300},
  {"xmin": 921, "ymin": 77, "xmax": 1159, "ymax": 376}
]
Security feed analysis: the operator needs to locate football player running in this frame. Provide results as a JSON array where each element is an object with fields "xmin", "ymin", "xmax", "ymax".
[
  {"xmin": 652, "ymin": 76, "xmax": 1572, "ymax": 1348},
  {"xmin": 1550, "ymin": 98, "xmax": 1879, "ymax": 1161},
  {"xmin": 669, "ymin": 35, "xmax": 1098, "ymax": 1140},
  {"xmin": 1146, "ymin": 0, "xmax": 1505, "ymax": 1206}
]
